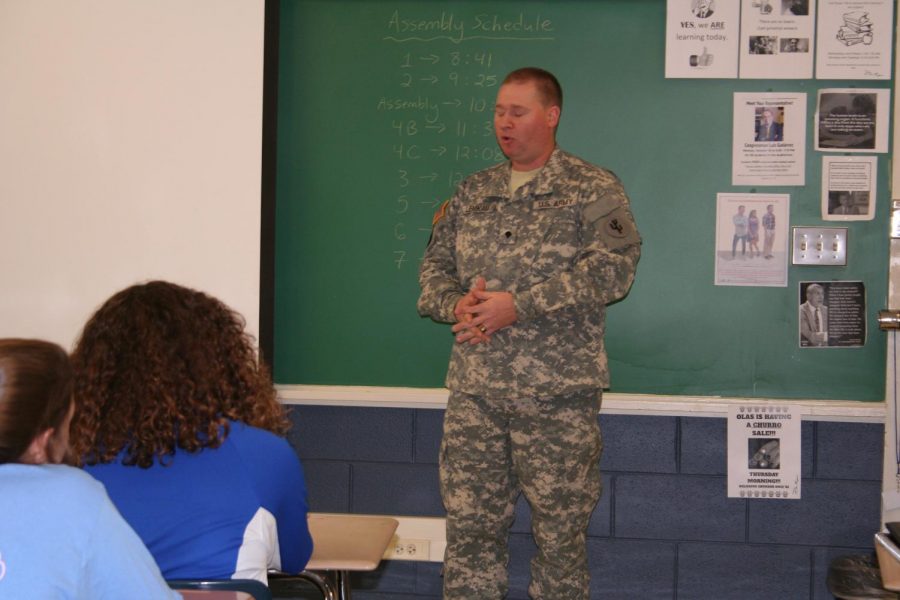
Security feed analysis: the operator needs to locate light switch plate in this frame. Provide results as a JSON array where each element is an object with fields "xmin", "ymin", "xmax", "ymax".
[{"xmin": 791, "ymin": 227, "xmax": 848, "ymax": 266}]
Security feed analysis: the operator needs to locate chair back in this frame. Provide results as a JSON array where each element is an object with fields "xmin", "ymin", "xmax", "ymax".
[{"xmin": 167, "ymin": 578, "xmax": 272, "ymax": 600}]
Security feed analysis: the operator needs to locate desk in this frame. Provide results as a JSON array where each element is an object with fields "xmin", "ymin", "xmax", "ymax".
[{"xmin": 276, "ymin": 513, "xmax": 398, "ymax": 600}]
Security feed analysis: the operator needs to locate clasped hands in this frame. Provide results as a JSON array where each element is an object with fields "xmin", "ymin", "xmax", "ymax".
[{"xmin": 451, "ymin": 276, "xmax": 517, "ymax": 345}]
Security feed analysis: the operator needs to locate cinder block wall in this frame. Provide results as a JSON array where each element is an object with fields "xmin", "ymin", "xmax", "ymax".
[{"xmin": 287, "ymin": 406, "xmax": 882, "ymax": 600}]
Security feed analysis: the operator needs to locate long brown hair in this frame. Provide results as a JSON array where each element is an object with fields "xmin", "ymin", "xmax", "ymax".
[
  {"xmin": 69, "ymin": 281, "xmax": 288, "ymax": 468},
  {"xmin": 0, "ymin": 339, "xmax": 73, "ymax": 464}
]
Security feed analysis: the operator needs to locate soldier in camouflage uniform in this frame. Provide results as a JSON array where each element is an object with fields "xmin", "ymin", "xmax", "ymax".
[{"xmin": 417, "ymin": 67, "xmax": 640, "ymax": 599}]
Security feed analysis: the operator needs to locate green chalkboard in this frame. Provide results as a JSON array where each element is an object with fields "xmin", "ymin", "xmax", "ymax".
[{"xmin": 274, "ymin": 0, "xmax": 891, "ymax": 400}]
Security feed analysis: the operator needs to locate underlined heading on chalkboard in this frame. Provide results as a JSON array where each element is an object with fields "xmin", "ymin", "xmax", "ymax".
[{"xmin": 385, "ymin": 10, "xmax": 557, "ymax": 43}]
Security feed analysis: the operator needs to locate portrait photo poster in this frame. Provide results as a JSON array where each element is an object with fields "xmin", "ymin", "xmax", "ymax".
[
  {"xmin": 798, "ymin": 280, "xmax": 866, "ymax": 348},
  {"xmin": 715, "ymin": 193, "xmax": 789, "ymax": 287},
  {"xmin": 733, "ymin": 92, "xmax": 807, "ymax": 186}
]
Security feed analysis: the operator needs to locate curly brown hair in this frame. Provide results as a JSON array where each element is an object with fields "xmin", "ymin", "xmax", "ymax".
[{"xmin": 69, "ymin": 280, "xmax": 289, "ymax": 468}]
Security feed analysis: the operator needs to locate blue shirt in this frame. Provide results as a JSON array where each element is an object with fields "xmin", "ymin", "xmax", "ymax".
[
  {"xmin": 86, "ymin": 422, "xmax": 312, "ymax": 583},
  {"xmin": 0, "ymin": 464, "xmax": 178, "ymax": 599}
]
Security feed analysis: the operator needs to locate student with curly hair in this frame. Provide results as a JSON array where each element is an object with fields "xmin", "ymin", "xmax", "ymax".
[
  {"xmin": 69, "ymin": 281, "xmax": 313, "ymax": 584},
  {"xmin": 0, "ymin": 338, "xmax": 177, "ymax": 598}
]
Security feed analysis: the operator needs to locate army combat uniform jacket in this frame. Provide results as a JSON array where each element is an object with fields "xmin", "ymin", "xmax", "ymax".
[{"xmin": 417, "ymin": 148, "xmax": 641, "ymax": 398}]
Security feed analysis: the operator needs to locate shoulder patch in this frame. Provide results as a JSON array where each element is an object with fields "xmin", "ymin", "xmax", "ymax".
[
  {"xmin": 432, "ymin": 200, "xmax": 450, "ymax": 226},
  {"xmin": 596, "ymin": 207, "xmax": 640, "ymax": 249}
]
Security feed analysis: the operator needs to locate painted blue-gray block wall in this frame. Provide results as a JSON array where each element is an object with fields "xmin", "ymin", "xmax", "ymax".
[{"xmin": 285, "ymin": 407, "xmax": 883, "ymax": 599}]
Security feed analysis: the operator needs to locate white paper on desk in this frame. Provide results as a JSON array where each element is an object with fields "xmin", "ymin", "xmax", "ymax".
[
  {"xmin": 732, "ymin": 92, "xmax": 807, "ymax": 186},
  {"xmin": 816, "ymin": 0, "xmax": 894, "ymax": 79},
  {"xmin": 727, "ymin": 404, "xmax": 801, "ymax": 499},
  {"xmin": 665, "ymin": 0, "xmax": 740, "ymax": 78},
  {"xmin": 739, "ymin": 0, "xmax": 815, "ymax": 79}
]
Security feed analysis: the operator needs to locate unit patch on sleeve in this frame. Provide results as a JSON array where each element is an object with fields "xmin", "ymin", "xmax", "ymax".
[{"xmin": 597, "ymin": 207, "xmax": 640, "ymax": 249}]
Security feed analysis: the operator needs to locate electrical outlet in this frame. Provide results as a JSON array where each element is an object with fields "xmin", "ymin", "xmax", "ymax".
[{"xmin": 384, "ymin": 538, "xmax": 431, "ymax": 561}]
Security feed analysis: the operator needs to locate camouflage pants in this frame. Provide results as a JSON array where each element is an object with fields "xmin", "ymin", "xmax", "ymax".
[{"xmin": 440, "ymin": 389, "xmax": 603, "ymax": 600}]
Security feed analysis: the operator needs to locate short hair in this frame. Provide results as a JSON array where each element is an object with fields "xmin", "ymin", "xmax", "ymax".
[
  {"xmin": 806, "ymin": 283, "xmax": 824, "ymax": 295},
  {"xmin": 0, "ymin": 339, "xmax": 72, "ymax": 464},
  {"xmin": 70, "ymin": 280, "xmax": 289, "ymax": 468},
  {"xmin": 502, "ymin": 67, "xmax": 563, "ymax": 111}
]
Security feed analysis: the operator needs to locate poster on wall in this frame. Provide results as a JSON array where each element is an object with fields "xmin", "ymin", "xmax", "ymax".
[
  {"xmin": 815, "ymin": 88, "xmax": 891, "ymax": 153},
  {"xmin": 821, "ymin": 155, "xmax": 876, "ymax": 221},
  {"xmin": 739, "ymin": 0, "xmax": 816, "ymax": 79},
  {"xmin": 815, "ymin": 0, "xmax": 894, "ymax": 79},
  {"xmin": 733, "ymin": 92, "xmax": 807, "ymax": 186},
  {"xmin": 799, "ymin": 280, "xmax": 866, "ymax": 348},
  {"xmin": 728, "ymin": 404, "xmax": 801, "ymax": 499},
  {"xmin": 665, "ymin": 0, "xmax": 740, "ymax": 78},
  {"xmin": 714, "ymin": 193, "xmax": 789, "ymax": 287}
]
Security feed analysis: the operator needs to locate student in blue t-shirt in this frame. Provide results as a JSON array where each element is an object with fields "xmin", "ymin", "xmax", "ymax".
[
  {"xmin": 69, "ymin": 281, "xmax": 313, "ymax": 585},
  {"xmin": 0, "ymin": 338, "xmax": 178, "ymax": 599}
]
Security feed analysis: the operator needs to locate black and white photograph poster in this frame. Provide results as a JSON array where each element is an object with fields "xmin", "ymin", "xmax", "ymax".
[
  {"xmin": 799, "ymin": 280, "xmax": 866, "ymax": 348},
  {"xmin": 815, "ymin": 88, "xmax": 891, "ymax": 153},
  {"xmin": 714, "ymin": 193, "xmax": 789, "ymax": 287},
  {"xmin": 816, "ymin": 0, "xmax": 894, "ymax": 79},
  {"xmin": 728, "ymin": 404, "xmax": 801, "ymax": 499},
  {"xmin": 733, "ymin": 92, "xmax": 807, "ymax": 186},
  {"xmin": 821, "ymin": 155, "xmax": 876, "ymax": 221}
]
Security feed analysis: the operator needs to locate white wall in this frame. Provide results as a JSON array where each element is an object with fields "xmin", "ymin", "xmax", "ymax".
[{"xmin": 0, "ymin": 0, "xmax": 264, "ymax": 349}]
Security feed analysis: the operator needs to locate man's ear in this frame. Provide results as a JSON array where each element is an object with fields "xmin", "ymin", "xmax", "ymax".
[
  {"xmin": 19, "ymin": 428, "xmax": 54, "ymax": 464},
  {"xmin": 547, "ymin": 106, "xmax": 561, "ymax": 128}
]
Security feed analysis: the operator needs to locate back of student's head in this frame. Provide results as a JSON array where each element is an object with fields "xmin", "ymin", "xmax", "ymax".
[
  {"xmin": 0, "ymin": 339, "xmax": 72, "ymax": 464},
  {"xmin": 69, "ymin": 280, "xmax": 288, "ymax": 468}
]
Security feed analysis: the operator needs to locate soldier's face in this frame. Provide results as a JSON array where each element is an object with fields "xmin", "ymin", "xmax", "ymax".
[{"xmin": 494, "ymin": 81, "xmax": 559, "ymax": 171}]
